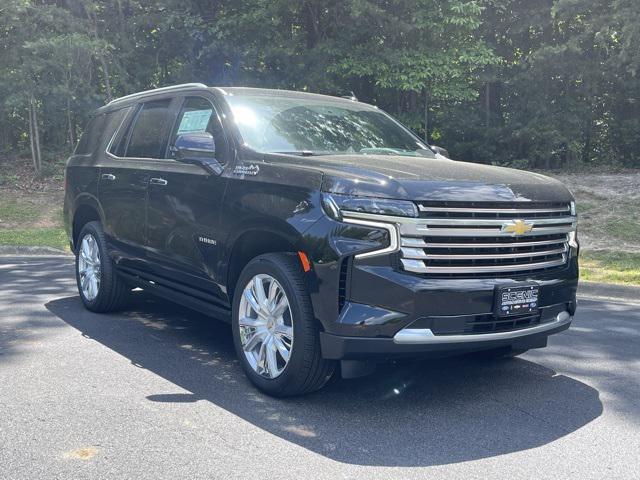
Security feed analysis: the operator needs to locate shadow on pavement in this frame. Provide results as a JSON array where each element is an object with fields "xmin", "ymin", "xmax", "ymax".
[{"xmin": 46, "ymin": 292, "xmax": 602, "ymax": 467}]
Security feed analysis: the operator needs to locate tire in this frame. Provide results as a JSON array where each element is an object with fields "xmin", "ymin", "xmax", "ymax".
[
  {"xmin": 75, "ymin": 221, "xmax": 129, "ymax": 313},
  {"xmin": 232, "ymin": 253, "xmax": 335, "ymax": 397},
  {"xmin": 469, "ymin": 346, "xmax": 529, "ymax": 360}
]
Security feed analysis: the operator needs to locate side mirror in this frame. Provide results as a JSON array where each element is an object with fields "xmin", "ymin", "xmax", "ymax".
[
  {"xmin": 172, "ymin": 132, "xmax": 223, "ymax": 175},
  {"xmin": 431, "ymin": 145, "xmax": 450, "ymax": 158}
]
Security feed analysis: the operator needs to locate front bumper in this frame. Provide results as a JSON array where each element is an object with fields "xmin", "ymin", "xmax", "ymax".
[
  {"xmin": 321, "ymin": 311, "xmax": 572, "ymax": 360},
  {"xmin": 316, "ymin": 256, "xmax": 578, "ymax": 360}
]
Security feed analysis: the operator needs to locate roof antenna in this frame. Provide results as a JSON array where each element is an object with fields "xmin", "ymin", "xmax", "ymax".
[{"xmin": 341, "ymin": 91, "xmax": 358, "ymax": 101}]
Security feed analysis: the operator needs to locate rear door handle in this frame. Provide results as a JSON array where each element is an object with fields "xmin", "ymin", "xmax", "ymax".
[
  {"xmin": 101, "ymin": 173, "xmax": 116, "ymax": 181},
  {"xmin": 149, "ymin": 177, "xmax": 168, "ymax": 186}
]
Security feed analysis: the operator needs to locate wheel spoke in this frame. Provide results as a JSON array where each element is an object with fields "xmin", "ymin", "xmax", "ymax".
[
  {"xmin": 253, "ymin": 276, "xmax": 267, "ymax": 306},
  {"xmin": 89, "ymin": 276, "xmax": 98, "ymax": 299},
  {"xmin": 243, "ymin": 289, "xmax": 263, "ymax": 316},
  {"xmin": 267, "ymin": 278, "xmax": 280, "ymax": 304},
  {"xmin": 242, "ymin": 329, "xmax": 266, "ymax": 352},
  {"xmin": 272, "ymin": 298, "xmax": 289, "ymax": 318},
  {"xmin": 88, "ymin": 236, "xmax": 98, "ymax": 262},
  {"xmin": 273, "ymin": 336, "xmax": 290, "ymax": 363},
  {"xmin": 239, "ymin": 316, "xmax": 265, "ymax": 328},
  {"xmin": 265, "ymin": 338, "xmax": 279, "ymax": 378},
  {"xmin": 257, "ymin": 340, "xmax": 268, "ymax": 374},
  {"xmin": 274, "ymin": 324, "xmax": 293, "ymax": 341}
]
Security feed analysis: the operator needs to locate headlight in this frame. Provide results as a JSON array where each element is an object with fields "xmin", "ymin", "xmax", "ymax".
[
  {"xmin": 570, "ymin": 201, "xmax": 576, "ymax": 216},
  {"xmin": 321, "ymin": 193, "xmax": 418, "ymax": 221}
]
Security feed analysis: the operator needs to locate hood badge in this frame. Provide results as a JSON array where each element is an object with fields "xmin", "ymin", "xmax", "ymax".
[{"xmin": 501, "ymin": 219, "xmax": 534, "ymax": 236}]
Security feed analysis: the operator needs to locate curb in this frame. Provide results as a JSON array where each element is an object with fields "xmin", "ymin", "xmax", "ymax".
[
  {"xmin": 578, "ymin": 281, "xmax": 640, "ymax": 303},
  {"xmin": 0, "ymin": 245, "xmax": 71, "ymax": 256}
]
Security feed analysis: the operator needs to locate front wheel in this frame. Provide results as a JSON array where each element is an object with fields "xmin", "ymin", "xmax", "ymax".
[{"xmin": 232, "ymin": 253, "xmax": 335, "ymax": 397}]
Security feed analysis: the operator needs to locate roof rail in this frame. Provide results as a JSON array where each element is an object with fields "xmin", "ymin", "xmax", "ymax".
[{"xmin": 107, "ymin": 83, "xmax": 208, "ymax": 105}]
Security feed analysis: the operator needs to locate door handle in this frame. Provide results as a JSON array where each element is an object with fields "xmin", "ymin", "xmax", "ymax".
[
  {"xmin": 101, "ymin": 173, "xmax": 116, "ymax": 181},
  {"xmin": 149, "ymin": 177, "xmax": 168, "ymax": 186}
]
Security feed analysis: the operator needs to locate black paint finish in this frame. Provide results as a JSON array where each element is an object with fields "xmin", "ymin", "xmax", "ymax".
[{"xmin": 64, "ymin": 85, "xmax": 579, "ymax": 360}]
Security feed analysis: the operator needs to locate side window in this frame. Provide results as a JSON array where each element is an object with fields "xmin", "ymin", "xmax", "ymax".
[
  {"xmin": 169, "ymin": 96, "xmax": 227, "ymax": 161},
  {"xmin": 125, "ymin": 99, "xmax": 173, "ymax": 159},
  {"xmin": 75, "ymin": 114, "xmax": 108, "ymax": 155}
]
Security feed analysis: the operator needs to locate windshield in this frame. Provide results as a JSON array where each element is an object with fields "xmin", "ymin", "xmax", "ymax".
[{"xmin": 225, "ymin": 94, "xmax": 433, "ymax": 157}]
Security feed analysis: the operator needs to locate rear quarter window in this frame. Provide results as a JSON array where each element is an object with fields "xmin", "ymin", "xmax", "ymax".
[
  {"xmin": 75, "ymin": 108, "xmax": 130, "ymax": 156},
  {"xmin": 75, "ymin": 115, "xmax": 108, "ymax": 155}
]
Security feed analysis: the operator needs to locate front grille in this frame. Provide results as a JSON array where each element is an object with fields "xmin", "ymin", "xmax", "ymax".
[
  {"xmin": 400, "ymin": 202, "xmax": 575, "ymax": 277},
  {"xmin": 464, "ymin": 312, "xmax": 541, "ymax": 334}
]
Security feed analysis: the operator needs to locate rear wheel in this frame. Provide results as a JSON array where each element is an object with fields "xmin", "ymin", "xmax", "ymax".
[
  {"xmin": 232, "ymin": 253, "xmax": 335, "ymax": 396},
  {"xmin": 75, "ymin": 221, "xmax": 129, "ymax": 312}
]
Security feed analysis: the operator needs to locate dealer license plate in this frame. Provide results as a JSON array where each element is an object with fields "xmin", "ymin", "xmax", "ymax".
[{"xmin": 495, "ymin": 285, "xmax": 540, "ymax": 317}]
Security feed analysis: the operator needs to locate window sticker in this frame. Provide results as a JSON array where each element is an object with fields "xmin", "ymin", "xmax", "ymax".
[{"xmin": 177, "ymin": 109, "xmax": 213, "ymax": 134}]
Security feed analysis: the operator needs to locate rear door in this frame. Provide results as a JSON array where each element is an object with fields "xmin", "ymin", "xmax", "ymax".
[
  {"xmin": 99, "ymin": 97, "xmax": 178, "ymax": 269},
  {"xmin": 145, "ymin": 94, "xmax": 230, "ymax": 302}
]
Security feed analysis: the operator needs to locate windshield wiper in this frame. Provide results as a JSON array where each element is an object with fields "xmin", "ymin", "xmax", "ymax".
[{"xmin": 272, "ymin": 150, "xmax": 316, "ymax": 156}]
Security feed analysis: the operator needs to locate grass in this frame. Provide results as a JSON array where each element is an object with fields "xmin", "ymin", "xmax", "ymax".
[
  {"xmin": 600, "ymin": 218, "xmax": 640, "ymax": 244},
  {"xmin": 0, "ymin": 187, "xmax": 67, "ymax": 251},
  {"xmin": 580, "ymin": 250, "xmax": 640, "ymax": 285},
  {"xmin": 0, "ymin": 198, "xmax": 43, "ymax": 224},
  {"xmin": 0, "ymin": 227, "xmax": 69, "ymax": 250}
]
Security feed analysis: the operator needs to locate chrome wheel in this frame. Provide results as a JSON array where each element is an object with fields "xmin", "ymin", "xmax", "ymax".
[
  {"xmin": 238, "ymin": 274, "xmax": 294, "ymax": 379},
  {"xmin": 78, "ymin": 233, "xmax": 101, "ymax": 301}
]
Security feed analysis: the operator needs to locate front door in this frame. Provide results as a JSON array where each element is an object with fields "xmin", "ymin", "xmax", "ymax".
[{"xmin": 145, "ymin": 95, "xmax": 230, "ymax": 302}]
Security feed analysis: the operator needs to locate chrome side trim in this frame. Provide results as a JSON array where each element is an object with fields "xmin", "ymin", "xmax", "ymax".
[
  {"xmin": 393, "ymin": 311, "xmax": 572, "ymax": 344},
  {"xmin": 342, "ymin": 216, "xmax": 400, "ymax": 259}
]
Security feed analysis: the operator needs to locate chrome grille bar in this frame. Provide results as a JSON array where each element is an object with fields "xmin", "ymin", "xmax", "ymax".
[
  {"xmin": 418, "ymin": 206, "xmax": 570, "ymax": 214},
  {"xmin": 401, "ymin": 235, "xmax": 569, "ymax": 249},
  {"xmin": 401, "ymin": 246, "xmax": 567, "ymax": 260},
  {"xmin": 401, "ymin": 257, "xmax": 568, "ymax": 274},
  {"xmin": 399, "ymin": 224, "xmax": 575, "ymax": 237},
  {"xmin": 416, "ymin": 217, "xmax": 574, "ymax": 227}
]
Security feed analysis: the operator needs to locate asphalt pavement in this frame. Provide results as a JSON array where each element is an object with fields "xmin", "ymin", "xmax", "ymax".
[{"xmin": 1, "ymin": 256, "xmax": 639, "ymax": 479}]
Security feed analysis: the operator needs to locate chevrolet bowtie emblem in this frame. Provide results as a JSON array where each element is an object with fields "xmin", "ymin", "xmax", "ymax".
[{"xmin": 501, "ymin": 219, "xmax": 534, "ymax": 235}]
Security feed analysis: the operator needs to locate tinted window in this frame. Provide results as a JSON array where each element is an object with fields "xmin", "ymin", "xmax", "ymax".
[
  {"xmin": 75, "ymin": 114, "xmax": 108, "ymax": 155},
  {"xmin": 169, "ymin": 96, "xmax": 227, "ymax": 161},
  {"xmin": 125, "ymin": 99, "xmax": 173, "ymax": 158}
]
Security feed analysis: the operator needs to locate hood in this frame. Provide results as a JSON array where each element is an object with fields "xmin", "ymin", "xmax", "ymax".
[{"xmin": 267, "ymin": 153, "xmax": 573, "ymax": 203}]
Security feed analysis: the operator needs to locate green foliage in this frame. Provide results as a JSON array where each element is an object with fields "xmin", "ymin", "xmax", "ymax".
[
  {"xmin": 0, "ymin": 0, "xmax": 639, "ymax": 170},
  {"xmin": 0, "ymin": 228, "xmax": 68, "ymax": 250},
  {"xmin": 581, "ymin": 251, "xmax": 640, "ymax": 285}
]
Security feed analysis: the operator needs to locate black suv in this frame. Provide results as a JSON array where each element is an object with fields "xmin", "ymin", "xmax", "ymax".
[{"xmin": 64, "ymin": 83, "xmax": 579, "ymax": 396}]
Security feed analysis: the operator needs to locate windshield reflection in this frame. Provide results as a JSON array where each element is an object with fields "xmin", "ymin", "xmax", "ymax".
[{"xmin": 226, "ymin": 95, "xmax": 432, "ymax": 158}]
